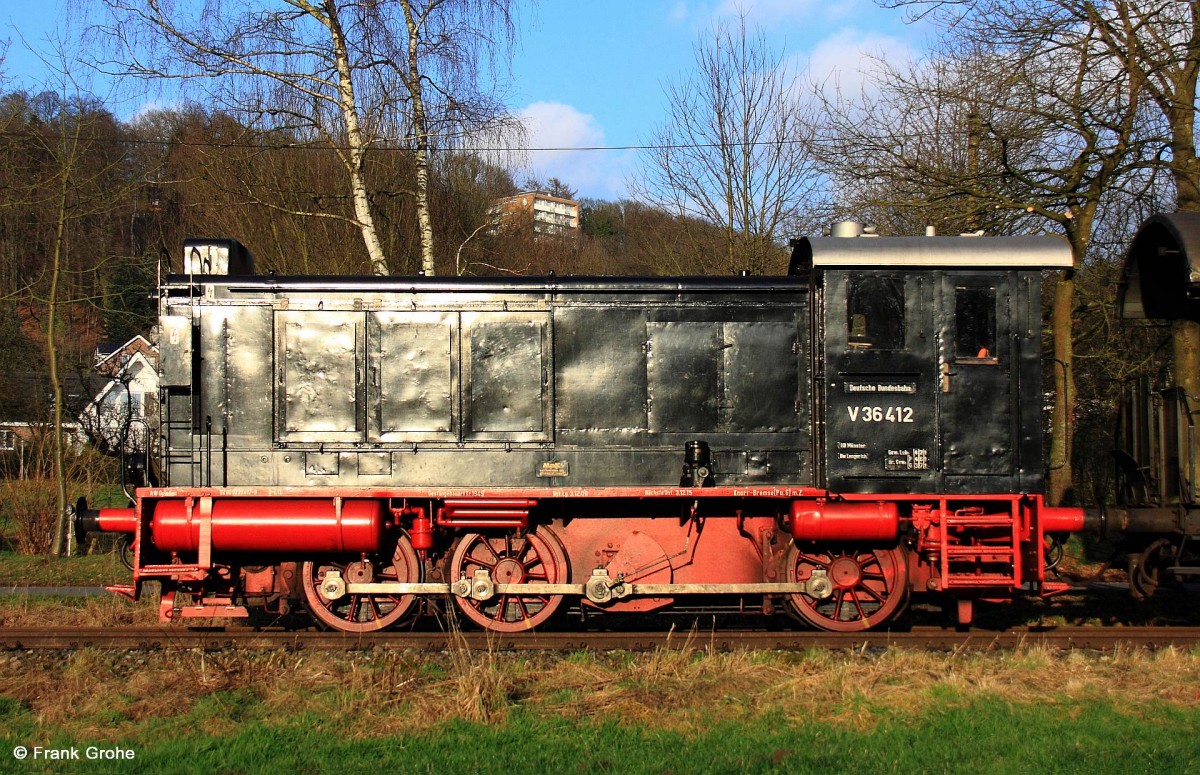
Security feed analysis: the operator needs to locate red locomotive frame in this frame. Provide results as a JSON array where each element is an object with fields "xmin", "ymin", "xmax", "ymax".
[{"xmin": 93, "ymin": 486, "xmax": 1083, "ymax": 631}]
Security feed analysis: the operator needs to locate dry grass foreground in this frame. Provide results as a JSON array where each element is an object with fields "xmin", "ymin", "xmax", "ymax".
[
  {"xmin": 1, "ymin": 640, "xmax": 1199, "ymax": 741},
  {"xmin": 0, "ymin": 593, "xmax": 161, "ymax": 629}
]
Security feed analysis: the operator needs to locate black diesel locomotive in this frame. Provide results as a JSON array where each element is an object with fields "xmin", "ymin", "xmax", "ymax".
[{"xmin": 79, "ymin": 224, "xmax": 1084, "ymax": 632}]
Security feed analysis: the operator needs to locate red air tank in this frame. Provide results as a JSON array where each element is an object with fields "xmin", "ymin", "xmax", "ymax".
[
  {"xmin": 151, "ymin": 498, "xmax": 384, "ymax": 553},
  {"xmin": 789, "ymin": 500, "xmax": 900, "ymax": 542}
]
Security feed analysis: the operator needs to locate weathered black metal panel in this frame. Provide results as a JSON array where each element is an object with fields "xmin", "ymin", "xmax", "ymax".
[
  {"xmin": 159, "ymin": 316, "xmax": 192, "ymax": 387},
  {"xmin": 939, "ymin": 275, "xmax": 1013, "ymax": 477},
  {"xmin": 555, "ymin": 307, "xmax": 647, "ymax": 432},
  {"xmin": 1016, "ymin": 273, "xmax": 1045, "ymax": 493},
  {"xmin": 463, "ymin": 312, "xmax": 550, "ymax": 441},
  {"xmin": 157, "ymin": 275, "xmax": 811, "ymax": 488},
  {"xmin": 276, "ymin": 311, "xmax": 362, "ymax": 441},
  {"xmin": 223, "ymin": 305, "xmax": 274, "ymax": 448},
  {"xmin": 369, "ymin": 311, "xmax": 455, "ymax": 440},
  {"xmin": 823, "ymin": 271, "xmax": 939, "ymax": 493},
  {"xmin": 647, "ymin": 322, "xmax": 721, "ymax": 433},
  {"xmin": 722, "ymin": 322, "xmax": 800, "ymax": 432}
]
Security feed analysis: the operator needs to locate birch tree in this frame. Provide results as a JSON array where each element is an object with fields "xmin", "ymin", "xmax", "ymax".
[
  {"xmin": 97, "ymin": 0, "xmax": 520, "ymax": 276},
  {"xmin": 392, "ymin": 0, "xmax": 520, "ymax": 276}
]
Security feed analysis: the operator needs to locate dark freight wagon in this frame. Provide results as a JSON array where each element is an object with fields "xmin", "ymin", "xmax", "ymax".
[{"xmin": 79, "ymin": 224, "xmax": 1084, "ymax": 632}]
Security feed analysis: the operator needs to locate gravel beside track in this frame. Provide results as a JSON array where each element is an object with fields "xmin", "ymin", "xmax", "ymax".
[{"xmin": 2, "ymin": 625, "xmax": 1198, "ymax": 651}]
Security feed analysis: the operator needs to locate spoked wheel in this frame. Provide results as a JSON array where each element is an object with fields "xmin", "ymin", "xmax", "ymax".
[
  {"xmin": 450, "ymin": 527, "xmax": 568, "ymax": 632},
  {"xmin": 1130, "ymin": 538, "xmax": 1174, "ymax": 600},
  {"xmin": 784, "ymin": 544, "xmax": 910, "ymax": 631},
  {"xmin": 301, "ymin": 533, "xmax": 422, "ymax": 633}
]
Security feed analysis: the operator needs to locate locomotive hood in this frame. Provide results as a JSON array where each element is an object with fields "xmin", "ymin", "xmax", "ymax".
[{"xmin": 1119, "ymin": 211, "xmax": 1200, "ymax": 322}]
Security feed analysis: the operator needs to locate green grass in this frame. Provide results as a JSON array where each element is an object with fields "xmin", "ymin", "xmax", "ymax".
[
  {"xmin": 1, "ymin": 647, "xmax": 1199, "ymax": 774},
  {"xmin": 0, "ymin": 551, "xmax": 126, "ymax": 586},
  {"xmin": 0, "ymin": 695, "xmax": 1194, "ymax": 774},
  {"xmin": 84, "ymin": 486, "xmax": 132, "ymax": 510}
]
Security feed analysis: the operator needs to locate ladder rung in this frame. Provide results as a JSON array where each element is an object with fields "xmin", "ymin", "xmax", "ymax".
[{"xmin": 944, "ymin": 517, "xmax": 1014, "ymax": 526}]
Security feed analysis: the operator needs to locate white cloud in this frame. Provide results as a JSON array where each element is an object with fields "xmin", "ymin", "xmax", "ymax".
[
  {"xmin": 806, "ymin": 28, "xmax": 914, "ymax": 98},
  {"xmin": 516, "ymin": 101, "xmax": 634, "ymax": 200},
  {"xmin": 521, "ymin": 101, "xmax": 604, "ymax": 150},
  {"xmin": 128, "ymin": 99, "xmax": 176, "ymax": 123},
  {"xmin": 672, "ymin": 0, "xmax": 870, "ymax": 26}
]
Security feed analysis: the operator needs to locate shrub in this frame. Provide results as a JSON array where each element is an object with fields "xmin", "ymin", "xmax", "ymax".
[{"xmin": 0, "ymin": 426, "xmax": 119, "ymax": 554}]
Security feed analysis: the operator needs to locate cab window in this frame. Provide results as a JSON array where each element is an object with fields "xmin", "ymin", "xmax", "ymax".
[
  {"xmin": 955, "ymin": 287, "xmax": 997, "ymax": 360},
  {"xmin": 846, "ymin": 276, "xmax": 904, "ymax": 350}
]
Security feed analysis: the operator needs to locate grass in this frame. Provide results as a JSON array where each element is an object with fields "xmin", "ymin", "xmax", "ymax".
[
  {"xmin": 3, "ymin": 703, "xmax": 1194, "ymax": 774},
  {"xmin": 0, "ymin": 551, "xmax": 127, "ymax": 587},
  {"xmin": 0, "ymin": 592, "xmax": 159, "ymax": 628},
  {"xmin": 0, "ymin": 645, "xmax": 1199, "ymax": 773}
]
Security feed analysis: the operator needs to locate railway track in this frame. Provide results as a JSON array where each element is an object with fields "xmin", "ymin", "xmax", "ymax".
[{"xmin": 2, "ymin": 625, "xmax": 1198, "ymax": 651}]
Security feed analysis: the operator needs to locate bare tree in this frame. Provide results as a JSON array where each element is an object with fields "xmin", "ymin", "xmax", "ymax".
[
  {"xmin": 1, "ymin": 77, "xmax": 136, "ymax": 554},
  {"xmin": 1077, "ymin": 0, "xmax": 1200, "ymax": 422},
  {"xmin": 634, "ymin": 13, "xmax": 824, "ymax": 275},
  {"xmin": 886, "ymin": 1, "xmax": 1198, "ymax": 204}
]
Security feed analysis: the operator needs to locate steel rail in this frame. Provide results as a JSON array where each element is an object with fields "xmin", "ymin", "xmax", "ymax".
[{"xmin": 2, "ymin": 626, "xmax": 1199, "ymax": 652}]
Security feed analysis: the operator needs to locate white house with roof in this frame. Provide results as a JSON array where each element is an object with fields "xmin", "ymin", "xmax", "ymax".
[{"xmin": 82, "ymin": 335, "xmax": 159, "ymax": 453}]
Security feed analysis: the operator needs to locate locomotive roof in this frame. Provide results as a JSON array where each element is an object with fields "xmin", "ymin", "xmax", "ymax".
[
  {"xmin": 789, "ymin": 234, "xmax": 1073, "ymax": 272},
  {"xmin": 1119, "ymin": 212, "xmax": 1200, "ymax": 322},
  {"xmin": 162, "ymin": 274, "xmax": 810, "ymax": 293}
]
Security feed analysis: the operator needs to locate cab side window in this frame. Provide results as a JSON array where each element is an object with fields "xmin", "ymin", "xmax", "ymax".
[
  {"xmin": 847, "ymin": 276, "xmax": 904, "ymax": 350},
  {"xmin": 955, "ymin": 287, "xmax": 997, "ymax": 360}
]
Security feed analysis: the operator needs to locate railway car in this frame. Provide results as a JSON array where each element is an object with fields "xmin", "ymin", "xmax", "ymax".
[
  {"xmin": 1104, "ymin": 212, "xmax": 1200, "ymax": 597},
  {"xmin": 77, "ymin": 224, "xmax": 1085, "ymax": 632}
]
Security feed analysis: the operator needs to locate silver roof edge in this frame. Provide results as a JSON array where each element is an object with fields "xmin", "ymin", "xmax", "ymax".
[{"xmin": 791, "ymin": 234, "xmax": 1073, "ymax": 271}]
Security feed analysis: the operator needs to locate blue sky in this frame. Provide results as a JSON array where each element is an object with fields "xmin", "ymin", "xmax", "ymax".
[{"xmin": 2, "ymin": 1, "xmax": 928, "ymax": 200}]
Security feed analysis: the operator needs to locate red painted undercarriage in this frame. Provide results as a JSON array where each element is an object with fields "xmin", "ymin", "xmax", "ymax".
[{"xmin": 90, "ymin": 485, "xmax": 1084, "ymax": 632}]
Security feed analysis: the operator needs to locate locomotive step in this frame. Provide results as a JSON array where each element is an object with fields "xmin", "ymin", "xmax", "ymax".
[
  {"xmin": 939, "ymin": 576, "xmax": 1020, "ymax": 588},
  {"xmin": 943, "ymin": 547, "xmax": 1017, "ymax": 557}
]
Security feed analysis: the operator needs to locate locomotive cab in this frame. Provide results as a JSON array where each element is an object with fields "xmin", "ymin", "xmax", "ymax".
[{"xmin": 790, "ymin": 225, "xmax": 1072, "ymax": 495}]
